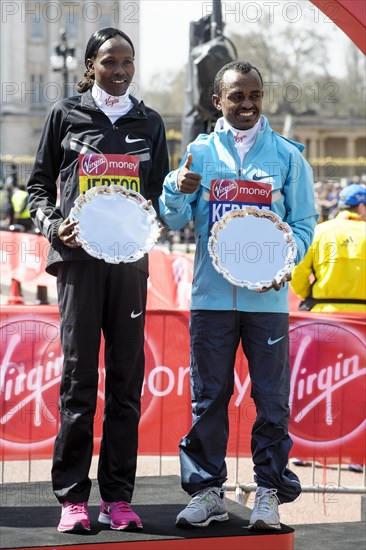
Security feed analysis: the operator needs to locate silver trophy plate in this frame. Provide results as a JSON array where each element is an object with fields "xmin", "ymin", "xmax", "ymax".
[
  {"xmin": 69, "ymin": 185, "xmax": 160, "ymax": 264},
  {"xmin": 208, "ymin": 206, "xmax": 297, "ymax": 290}
]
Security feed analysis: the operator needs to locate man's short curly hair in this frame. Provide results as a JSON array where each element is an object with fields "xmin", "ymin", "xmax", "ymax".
[{"xmin": 214, "ymin": 61, "xmax": 263, "ymax": 96}]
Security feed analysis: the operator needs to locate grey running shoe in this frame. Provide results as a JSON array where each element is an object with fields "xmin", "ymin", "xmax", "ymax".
[
  {"xmin": 176, "ymin": 487, "xmax": 229, "ymax": 527},
  {"xmin": 248, "ymin": 487, "xmax": 281, "ymax": 530}
]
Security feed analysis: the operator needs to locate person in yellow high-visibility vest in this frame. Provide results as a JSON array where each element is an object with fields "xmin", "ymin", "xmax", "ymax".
[
  {"xmin": 290, "ymin": 183, "xmax": 366, "ymax": 312},
  {"xmin": 10, "ymin": 184, "xmax": 34, "ymax": 231}
]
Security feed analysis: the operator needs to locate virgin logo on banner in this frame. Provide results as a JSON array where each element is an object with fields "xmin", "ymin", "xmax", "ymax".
[
  {"xmin": 289, "ymin": 317, "xmax": 366, "ymax": 461},
  {"xmin": 0, "ymin": 309, "xmax": 365, "ymax": 463},
  {"xmin": 0, "ymin": 310, "xmax": 192, "ymax": 460},
  {"xmin": 0, "ymin": 316, "xmax": 64, "ymax": 454}
]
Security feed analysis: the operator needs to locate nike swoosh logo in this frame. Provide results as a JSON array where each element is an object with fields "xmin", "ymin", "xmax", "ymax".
[
  {"xmin": 125, "ymin": 135, "xmax": 145, "ymax": 143},
  {"xmin": 131, "ymin": 311, "xmax": 143, "ymax": 318},
  {"xmin": 253, "ymin": 173, "xmax": 276, "ymax": 181},
  {"xmin": 268, "ymin": 336, "xmax": 285, "ymax": 345}
]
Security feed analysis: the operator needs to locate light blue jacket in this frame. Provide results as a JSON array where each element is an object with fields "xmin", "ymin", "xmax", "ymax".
[{"xmin": 159, "ymin": 116, "xmax": 318, "ymax": 312}]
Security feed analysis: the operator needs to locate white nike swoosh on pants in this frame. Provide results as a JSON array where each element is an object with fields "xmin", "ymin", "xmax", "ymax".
[{"xmin": 131, "ymin": 311, "xmax": 142, "ymax": 318}]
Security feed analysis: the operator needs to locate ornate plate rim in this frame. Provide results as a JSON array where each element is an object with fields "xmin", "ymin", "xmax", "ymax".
[
  {"xmin": 207, "ymin": 206, "xmax": 297, "ymax": 290},
  {"xmin": 69, "ymin": 185, "xmax": 160, "ymax": 264}
]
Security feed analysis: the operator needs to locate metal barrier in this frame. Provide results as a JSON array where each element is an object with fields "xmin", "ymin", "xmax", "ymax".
[
  {"xmin": 223, "ymin": 459, "xmax": 366, "ymax": 506},
  {"xmin": 146, "ymin": 455, "xmax": 366, "ymax": 505}
]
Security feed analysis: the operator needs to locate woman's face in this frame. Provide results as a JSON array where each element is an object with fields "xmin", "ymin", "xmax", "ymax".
[{"xmin": 87, "ymin": 35, "xmax": 135, "ymax": 96}]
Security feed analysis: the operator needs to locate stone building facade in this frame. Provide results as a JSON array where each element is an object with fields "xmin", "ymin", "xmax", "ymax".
[{"xmin": 0, "ymin": 0, "xmax": 140, "ymax": 182}]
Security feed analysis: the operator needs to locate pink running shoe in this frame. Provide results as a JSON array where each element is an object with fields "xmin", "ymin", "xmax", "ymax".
[
  {"xmin": 57, "ymin": 501, "xmax": 90, "ymax": 533},
  {"xmin": 98, "ymin": 500, "xmax": 143, "ymax": 530}
]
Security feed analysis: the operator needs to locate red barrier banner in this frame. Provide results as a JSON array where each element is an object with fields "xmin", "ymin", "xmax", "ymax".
[
  {"xmin": 0, "ymin": 231, "xmax": 301, "ymax": 310},
  {"xmin": 147, "ymin": 248, "xmax": 194, "ymax": 311},
  {"xmin": 0, "ymin": 231, "xmax": 196, "ymax": 309},
  {"xmin": 1, "ymin": 306, "xmax": 365, "ymax": 464},
  {"xmin": 288, "ymin": 313, "xmax": 365, "ymax": 463},
  {"xmin": 0, "ymin": 231, "xmax": 54, "ymax": 288}
]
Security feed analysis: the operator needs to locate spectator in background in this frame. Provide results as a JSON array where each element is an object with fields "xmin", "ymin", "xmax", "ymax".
[
  {"xmin": 349, "ymin": 175, "xmax": 361, "ymax": 185},
  {"xmin": 10, "ymin": 183, "xmax": 33, "ymax": 231},
  {"xmin": 0, "ymin": 180, "xmax": 15, "ymax": 226},
  {"xmin": 316, "ymin": 180, "xmax": 339, "ymax": 222},
  {"xmin": 0, "ymin": 180, "xmax": 9, "ymax": 224},
  {"xmin": 291, "ymin": 183, "xmax": 366, "ymax": 313}
]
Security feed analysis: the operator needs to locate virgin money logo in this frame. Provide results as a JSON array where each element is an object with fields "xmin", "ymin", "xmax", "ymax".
[
  {"xmin": 289, "ymin": 321, "xmax": 366, "ymax": 447},
  {"xmin": 212, "ymin": 179, "xmax": 238, "ymax": 201},
  {"xmin": 82, "ymin": 154, "xmax": 108, "ymax": 176}
]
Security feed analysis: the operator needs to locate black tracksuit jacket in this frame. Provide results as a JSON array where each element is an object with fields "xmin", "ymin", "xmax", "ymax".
[{"xmin": 27, "ymin": 89, "xmax": 169, "ymax": 275}]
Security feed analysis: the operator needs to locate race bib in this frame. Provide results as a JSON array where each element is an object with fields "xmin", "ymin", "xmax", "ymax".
[
  {"xmin": 78, "ymin": 153, "xmax": 140, "ymax": 194},
  {"xmin": 209, "ymin": 179, "xmax": 272, "ymax": 226}
]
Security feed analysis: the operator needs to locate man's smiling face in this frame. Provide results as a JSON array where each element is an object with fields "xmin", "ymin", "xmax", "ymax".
[{"xmin": 212, "ymin": 68, "xmax": 264, "ymax": 130}]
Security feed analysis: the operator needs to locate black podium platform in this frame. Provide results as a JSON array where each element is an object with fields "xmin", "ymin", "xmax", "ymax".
[{"xmin": 0, "ymin": 475, "xmax": 294, "ymax": 550}]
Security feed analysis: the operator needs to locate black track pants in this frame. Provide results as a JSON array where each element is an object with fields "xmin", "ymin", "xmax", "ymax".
[{"xmin": 52, "ymin": 260, "xmax": 147, "ymax": 504}]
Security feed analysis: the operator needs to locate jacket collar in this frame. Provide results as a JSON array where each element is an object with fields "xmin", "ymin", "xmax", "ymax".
[
  {"xmin": 80, "ymin": 88, "xmax": 148, "ymax": 119},
  {"xmin": 214, "ymin": 115, "xmax": 306, "ymax": 154},
  {"xmin": 214, "ymin": 114, "xmax": 267, "ymax": 135},
  {"xmin": 214, "ymin": 115, "xmax": 268, "ymax": 155}
]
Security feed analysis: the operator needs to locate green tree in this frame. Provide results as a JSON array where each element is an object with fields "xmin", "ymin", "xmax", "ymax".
[{"xmin": 228, "ymin": 21, "xmax": 335, "ymax": 115}]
